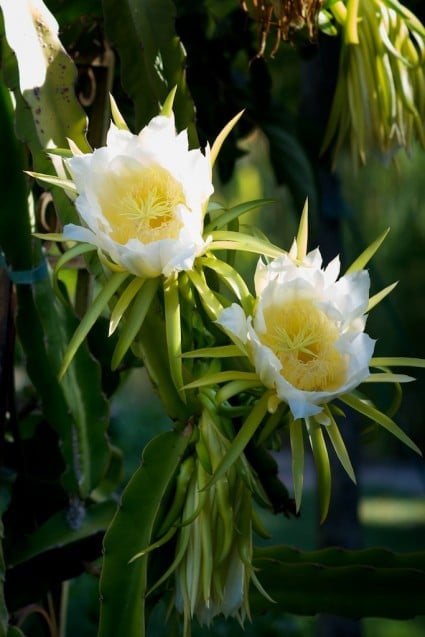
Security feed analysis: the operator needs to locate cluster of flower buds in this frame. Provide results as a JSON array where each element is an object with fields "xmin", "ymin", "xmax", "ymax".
[{"xmin": 322, "ymin": 0, "xmax": 425, "ymax": 166}]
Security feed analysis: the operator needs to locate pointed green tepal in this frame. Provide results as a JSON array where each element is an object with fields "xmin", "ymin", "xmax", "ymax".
[
  {"xmin": 160, "ymin": 85, "xmax": 177, "ymax": 118},
  {"xmin": 296, "ymin": 199, "xmax": 309, "ymax": 261}
]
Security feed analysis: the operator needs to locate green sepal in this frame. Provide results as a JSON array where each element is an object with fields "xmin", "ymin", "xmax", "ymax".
[
  {"xmin": 339, "ymin": 393, "xmax": 422, "ymax": 455},
  {"xmin": 164, "ymin": 273, "xmax": 185, "ymax": 398},
  {"xmin": 208, "ymin": 230, "xmax": 284, "ymax": 259},
  {"xmin": 370, "ymin": 356, "xmax": 425, "ymax": 368},
  {"xmin": 160, "ymin": 85, "xmax": 177, "ymax": 117},
  {"xmin": 199, "ymin": 256, "xmax": 254, "ymax": 313},
  {"xmin": 110, "ymin": 93, "xmax": 130, "ymax": 131},
  {"xmin": 296, "ymin": 199, "xmax": 309, "ymax": 260},
  {"xmin": 111, "ymin": 277, "xmax": 160, "ymax": 370},
  {"xmin": 109, "ymin": 277, "xmax": 145, "ymax": 336},
  {"xmin": 204, "ymin": 199, "xmax": 275, "ymax": 233},
  {"xmin": 323, "ymin": 407, "xmax": 356, "ymax": 483},
  {"xmin": 59, "ymin": 271, "xmax": 129, "ymax": 379},
  {"xmin": 368, "ymin": 281, "xmax": 398, "ymax": 312},
  {"xmin": 210, "ymin": 110, "xmax": 244, "ymax": 168},
  {"xmin": 182, "ymin": 345, "xmax": 243, "ymax": 359},
  {"xmin": 290, "ymin": 419, "xmax": 304, "ymax": 512},
  {"xmin": 306, "ymin": 418, "xmax": 331, "ymax": 523},
  {"xmin": 183, "ymin": 371, "xmax": 260, "ymax": 390},
  {"xmin": 345, "ymin": 228, "xmax": 390, "ymax": 274},
  {"xmin": 203, "ymin": 390, "xmax": 273, "ymax": 491}
]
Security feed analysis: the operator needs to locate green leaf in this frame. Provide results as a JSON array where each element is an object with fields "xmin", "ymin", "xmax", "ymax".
[
  {"xmin": 262, "ymin": 122, "xmax": 318, "ymax": 216},
  {"xmin": 102, "ymin": 0, "xmax": 197, "ymax": 140},
  {"xmin": 33, "ymin": 276, "xmax": 112, "ymax": 497},
  {"xmin": 98, "ymin": 428, "xmax": 192, "ymax": 637},
  {"xmin": 252, "ymin": 546, "xmax": 425, "ymax": 619},
  {"xmin": 7, "ymin": 501, "xmax": 116, "ymax": 568},
  {"xmin": 0, "ymin": 0, "xmax": 89, "ymax": 153}
]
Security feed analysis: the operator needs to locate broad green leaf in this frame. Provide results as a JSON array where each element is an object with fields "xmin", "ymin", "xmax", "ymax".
[
  {"xmin": 7, "ymin": 501, "xmax": 116, "ymax": 567},
  {"xmin": 252, "ymin": 547, "xmax": 425, "ymax": 619},
  {"xmin": 34, "ymin": 275, "xmax": 112, "ymax": 497},
  {"xmin": 0, "ymin": 8, "xmax": 81, "ymax": 227},
  {"xmin": 0, "ymin": 0, "xmax": 89, "ymax": 153},
  {"xmin": 0, "ymin": 81, "xmax": 79, "ymax": 493},
  {"xmin": 102, "ymin": 0, "xmax": 196, "ymax": 140},
  {"xmin": 98, "ymin": 428, "xmax": 192, "ymax": 637}
]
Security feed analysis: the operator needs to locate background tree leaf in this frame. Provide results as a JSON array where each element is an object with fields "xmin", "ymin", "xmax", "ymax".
[{"xmin": 102, "ymin": 0, "xmax": 197, "ymax": 141}]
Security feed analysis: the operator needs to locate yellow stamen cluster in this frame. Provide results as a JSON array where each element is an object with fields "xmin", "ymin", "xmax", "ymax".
[
  {"xmin": 101, "ymin": 164, "xmax": 185, "ymax": 244},
  {"xmin": 260, "ymin": 298, "xmax": 347, "ymax": 391}
]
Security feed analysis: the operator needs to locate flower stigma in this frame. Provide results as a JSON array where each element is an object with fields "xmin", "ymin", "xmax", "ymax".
[
  {"xmin": 258, "ymin": 298, "xmax": 347, "ymax": 392},
  {"xmin": 100, "ymin": 164, "xmax": 186, "ymax": 245}
]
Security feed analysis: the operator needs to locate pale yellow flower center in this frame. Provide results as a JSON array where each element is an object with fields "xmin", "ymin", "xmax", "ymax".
[
  {"xmin": 100, "ymin": 164, "xmax": 185, "ymax": 244},
  {"xmin": 259, "ymin": 298, "xmax": 347, "ymax": 391}
]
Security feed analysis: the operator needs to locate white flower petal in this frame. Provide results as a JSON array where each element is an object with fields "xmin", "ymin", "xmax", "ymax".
[
  {"xmin": 65, "ymin": 112, "xmax": 213, "ymax": 277},
  {"xmin": 222, "ymin": 249, "xmax": 375, "ymax": 420}
]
